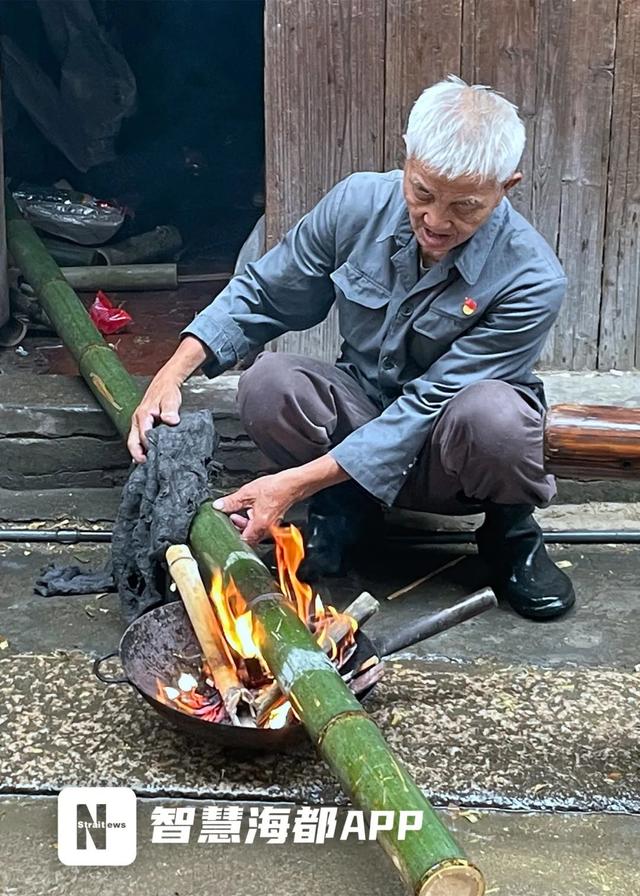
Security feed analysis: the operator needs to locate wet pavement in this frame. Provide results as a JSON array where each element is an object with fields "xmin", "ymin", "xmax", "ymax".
[
  {"xmin": 1, "ymin": 540, "xmax": 638, "ymax": 669},
  {"xmin": 2, "ymin": 650, "xmax": 639, "ymax": 812},
  {"xmin": 1, "ymin": 796, "xmax": 639, "ymax": 896},
  {"xmin": 4, "ymin": 283, "xmax": 229, "ymax": 377},
  {"xmin": 1, "ymin": 529, "xmax": 639, "ymax": 892}
]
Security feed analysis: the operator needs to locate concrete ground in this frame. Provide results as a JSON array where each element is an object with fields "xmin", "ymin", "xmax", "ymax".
[
  {"xmin": 1, "ymin": 535, "xmax": 639, "ymax": 894},
  {"xmin": 1, "ymin": 796, "xmax": 638, "ymax": 896}
]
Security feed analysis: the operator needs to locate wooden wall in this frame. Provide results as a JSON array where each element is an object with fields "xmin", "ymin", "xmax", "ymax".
[{"xmin": 264, "ymin": 0, "xmax": 640, "ymax": 370}]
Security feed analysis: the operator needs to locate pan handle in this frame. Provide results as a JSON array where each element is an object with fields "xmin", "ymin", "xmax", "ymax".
[
  {"xmin": 374, "ymin": 587, "xmax": 498, "ymax": 658},
  {"xmin": 93, "ymin": 651, "xmax": 130, "ymax": 685}
]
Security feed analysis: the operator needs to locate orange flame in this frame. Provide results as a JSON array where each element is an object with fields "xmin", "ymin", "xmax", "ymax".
[
  {"xmin": 208, "ymin": 568, "xmax": 259, "ymax": 660},
  {"xmin": 160, "ymin": 524, "xmax": 360, "ymax": 729},
  {"xmin": 271, "ymin": 523, "xmax": 317, "ymax": 622}
]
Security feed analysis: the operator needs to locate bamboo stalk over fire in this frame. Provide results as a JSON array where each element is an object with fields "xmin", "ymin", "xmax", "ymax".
[{"xmin": 6, "ymin": 191, "xmax": 486, "ymax": 896}]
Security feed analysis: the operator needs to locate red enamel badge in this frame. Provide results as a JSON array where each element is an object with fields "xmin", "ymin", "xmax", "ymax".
[{"xmin": 462, "ymin": 297, "xmax": 477, "ymax": 316}]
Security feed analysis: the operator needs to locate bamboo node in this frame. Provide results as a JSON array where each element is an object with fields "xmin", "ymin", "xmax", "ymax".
[{"xmin": 316, "ymin": 708, "xmax": 368, "ymax": 748}]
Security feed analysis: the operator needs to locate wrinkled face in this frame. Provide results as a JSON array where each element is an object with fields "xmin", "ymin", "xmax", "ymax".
[{"xmin": 403, "ymin": 158, "xmax": 521, "ymax": 263}]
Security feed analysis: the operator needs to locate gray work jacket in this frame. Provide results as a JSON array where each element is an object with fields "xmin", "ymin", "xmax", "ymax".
[{"xmin": 183, "ymin": 170, "xmax": 566, "ymax": 506}]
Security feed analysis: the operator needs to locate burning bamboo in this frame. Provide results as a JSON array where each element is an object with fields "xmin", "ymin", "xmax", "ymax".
[
  {"xmin": 6, "ymin": 194, "xmax": 484, "ymax": 896},
  {"xmin": 165, "ymin": 544, "xmax": 255, "ymax": 725},
  {"xmin": 255, "ymin": 589, "xmax": 380, "ymax": 723}
]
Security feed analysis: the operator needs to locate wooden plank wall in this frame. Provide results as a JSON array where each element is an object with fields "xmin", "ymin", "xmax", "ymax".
[{"xmin": 265, "ymin": 0, "xmax": 637, "ymax": 370}]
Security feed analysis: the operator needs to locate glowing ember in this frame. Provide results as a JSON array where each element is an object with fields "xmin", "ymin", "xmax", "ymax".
[
  {"xmin": 156, "ymin": 674, "xmax": 225, "ymax": 723},
  {"xmin": 177, "ymin": 672, "xmax": 198, "ymax": 691},
  {"xmin": 157, "ymin": 524, "xmax": 360, "ymax": 730}
]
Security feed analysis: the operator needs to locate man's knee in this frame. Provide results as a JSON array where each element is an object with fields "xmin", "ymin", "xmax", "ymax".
[
  {"xmin": 439, "ymin": 380, "xmax": 540, "ymax": 462},
  {"xmin": 237, "ymin": 352, "xmax": 294, "ymax": 434}
]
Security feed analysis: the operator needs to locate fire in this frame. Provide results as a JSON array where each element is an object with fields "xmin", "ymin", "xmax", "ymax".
[
  {"xmin": 208, "ymin": 568, "xmax": 259, "ymax": 660},
  {"xmin": 273, "ymin": 523, "xmax": 315, "ymax": 622},
  {"xmin": 157, "ymin": 523, "xmax": 359, "ymax": 730},
  {"xmin": 155, "ymin": 675, "xmax": 225, "ymax": 723}
]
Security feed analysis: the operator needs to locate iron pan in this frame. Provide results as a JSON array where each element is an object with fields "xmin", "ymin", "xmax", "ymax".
[{"xmin": 93, "ymin": 601, "xmax": 382, "ymax": 753}]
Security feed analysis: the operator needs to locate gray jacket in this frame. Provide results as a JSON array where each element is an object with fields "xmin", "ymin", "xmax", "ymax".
[{"xmin": 183, "ymin": 170, "xmax": 566, "ymax": 505}]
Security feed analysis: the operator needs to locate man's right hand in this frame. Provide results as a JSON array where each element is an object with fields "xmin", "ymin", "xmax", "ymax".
[
  {"xmin": 127, "ymin": 372, "xmax": 183, "ymax": 463},
  {"xmin": 127, "ymin": 335, "xmax": 209, "ymax": 463}
]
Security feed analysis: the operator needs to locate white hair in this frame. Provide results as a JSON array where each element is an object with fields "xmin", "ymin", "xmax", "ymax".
[{"xmin": 403, "ymin": 75, "xmax": 525, "ymax": 183}]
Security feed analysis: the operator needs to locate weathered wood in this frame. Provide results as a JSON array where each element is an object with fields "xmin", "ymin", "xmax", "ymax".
[
  {"xmin": 264, "ymin": 0, "xmax": 633, "ymax": 371},
  {"xmin": 384, "ymin": 0, "xmax": 464, "ymax": 171},
  {"xmin": 533, "ymin": 0, "xmax": 616, "ymax": 369},
  {"xmin": 264, "ymin": 0, "xmax": 385, "ymax": 361},
  {"xmin": 598, "ymin": 0, "xmax": 640, "ymax": 370},
  {"xmin": 461, "ymin": 0, "xmax": 537, "ymax": 216},
  {"xmin": 165, "ymin": 544, "xmax": 251, "ymax": 724},
  {"xmin": 544, "ymin": 404, "xmax": 640, "ymax": 480}
]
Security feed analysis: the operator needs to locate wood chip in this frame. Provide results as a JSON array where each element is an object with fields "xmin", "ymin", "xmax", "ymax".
[
  {"xmin": 555, "ymin": 560, "xmax": 573, "ymax": 569},
  {"xmin": 458, "ymin": 810, "xmax": 482, "ymax": 824}
]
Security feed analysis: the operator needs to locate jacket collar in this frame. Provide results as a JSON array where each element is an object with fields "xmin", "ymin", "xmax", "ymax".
[{"xmin": 378, "ymin": 197, "xmax": 508, "ymax": 286}]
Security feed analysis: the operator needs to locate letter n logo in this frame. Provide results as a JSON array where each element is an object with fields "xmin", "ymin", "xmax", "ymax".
[{"xmin": 77, "ymin": 803, "xmax": 107, "ymax": 850}]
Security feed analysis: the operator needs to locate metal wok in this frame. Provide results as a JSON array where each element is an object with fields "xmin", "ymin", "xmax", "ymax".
[{"xmin": 93, "ymin": 588, "xmax": 496, "ymax": 753}]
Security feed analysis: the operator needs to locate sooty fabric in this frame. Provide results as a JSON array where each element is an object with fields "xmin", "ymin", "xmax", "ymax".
[{"xmin": 35, "ymin": 410, "xmax": 218, "ymax": 625}]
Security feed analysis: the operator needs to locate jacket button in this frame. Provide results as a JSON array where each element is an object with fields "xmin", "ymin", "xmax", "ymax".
[
  {"xmin": 382, "ymin": 356, "xmax": 396, "ymax": 370},
  {"xmin": 400, "ymin": 304, "xmax": 413, "ymax": 318}
]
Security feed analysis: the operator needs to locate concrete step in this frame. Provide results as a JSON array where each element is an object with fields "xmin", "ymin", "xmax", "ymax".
[
  {"xmin": 1, "ymin": 371, "xmax": 639, "ymax": 499},
  {"xmin": 0, "ymin": 373, "xmax": 273, "ymax": 491}
]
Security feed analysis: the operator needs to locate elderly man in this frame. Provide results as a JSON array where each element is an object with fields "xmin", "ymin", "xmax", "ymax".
[{"xmin": 128, "ymin": 76, "xmax": 574, "ymax": 621}]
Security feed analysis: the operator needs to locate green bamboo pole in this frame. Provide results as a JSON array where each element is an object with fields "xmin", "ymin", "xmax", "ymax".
[
  {"xmin": 6, "ymin": 195, "xmax": 139, "ymax": 436},
  {"xmin": 62, "ymin": 263, "xmax": 179, "ymax": 291},
  {"xmin": 6, "ymin": 194, "xmax": 484, "ymax": 896}
]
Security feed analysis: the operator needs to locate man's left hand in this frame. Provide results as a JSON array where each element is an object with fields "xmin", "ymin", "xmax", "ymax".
[{"xmin": 212, "ymin": 470, "xmax": 303, "ymax": 545}]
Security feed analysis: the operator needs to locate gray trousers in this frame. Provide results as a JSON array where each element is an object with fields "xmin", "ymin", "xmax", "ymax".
[{"xmin": 237, "ymin": 353, "xmax": 556, "ymax": 513}]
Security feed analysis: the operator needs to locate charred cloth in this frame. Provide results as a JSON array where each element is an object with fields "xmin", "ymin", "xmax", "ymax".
[{"xmin": 35, "ymin": 409, "xmax": 218, "ymax": 623}]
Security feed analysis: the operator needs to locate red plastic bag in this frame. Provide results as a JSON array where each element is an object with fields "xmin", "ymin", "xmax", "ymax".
[{"xmin": 89, "ymin": 290, "xmax": 133, "ymax": 335}]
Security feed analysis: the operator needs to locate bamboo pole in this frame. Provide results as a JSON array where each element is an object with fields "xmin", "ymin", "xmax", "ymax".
[
  {"xmin": 5, "ymin": 194, "xmax": 139, "ymax": 436},
  {"xmin": 165, "ymin": 544, "xmax": 254, "ymax": 724},
  {"xmin": 5, "ymin": 194, "xmax": 484, "ymax": 896},
  {"xmin": 60, "ymin": 264, "xmax": 231, "ymax": 290},
  {"xmin": 62, "ymin": 263, "xmax": 180, "ymax": 291}
]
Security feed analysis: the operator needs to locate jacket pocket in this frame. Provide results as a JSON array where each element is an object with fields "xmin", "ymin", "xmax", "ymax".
[
  {"xmin": 409, "ymin": 308, "xmax": 475, "ymax": 370},
  {"xmin": 412, "ymin": 308, "xmax": 471, "ymax": 343},
  {"xmin": 330, "ymin": 262, "xmax": 391, "ymax": 309},
  {"xmin": 331, "ymin": 262, "xmax": 391, "ymax": 351}
]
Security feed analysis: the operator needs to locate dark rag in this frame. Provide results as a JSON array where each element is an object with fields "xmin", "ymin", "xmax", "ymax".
[{"xmin": 34, "ymin": 410, "xmax": 218, "ymax": 624}]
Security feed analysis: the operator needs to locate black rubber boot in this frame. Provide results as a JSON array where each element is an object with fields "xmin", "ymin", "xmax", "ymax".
[
  {"xmin": 297, "ymin": 481, "xmax": 381, "ymax": 582},
  {"xmin": 476, "ymin": 504, "xmax": 576, "ymax": 620}
]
